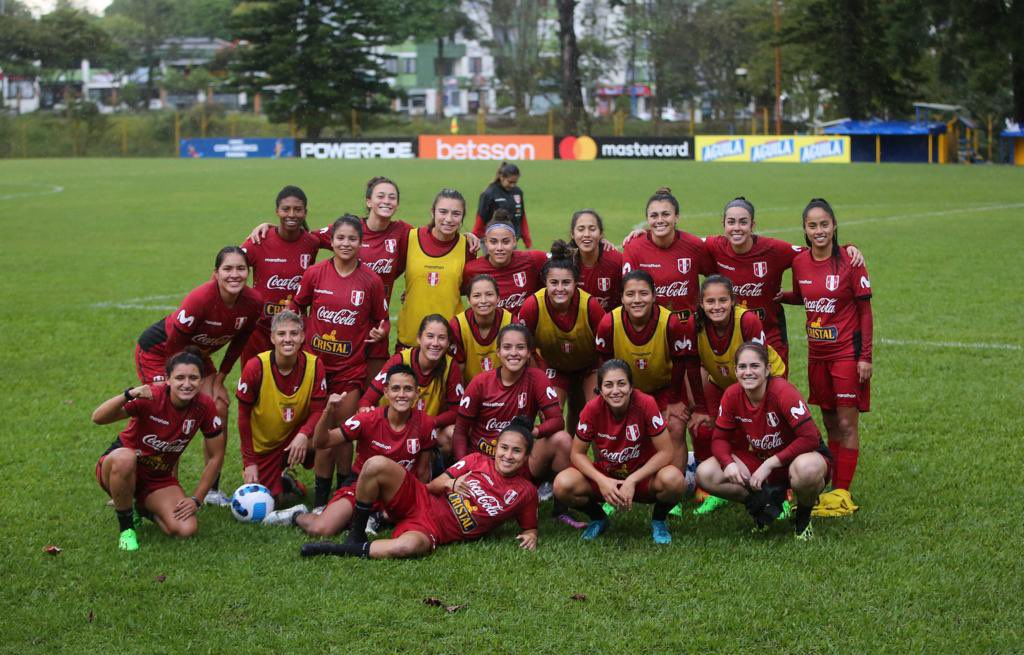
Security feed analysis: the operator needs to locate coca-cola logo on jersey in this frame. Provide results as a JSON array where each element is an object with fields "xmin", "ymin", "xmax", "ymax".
[
  {"xmin": 191, "ymin": 334, "xmax": 232, "ymax": 348},
  {"xmin": 804, "ymin": 298, "xmax": 837, "ymax": 314},
  {"xmin": 465, "ymin": 478, "xmax": 503, "ymax": 516},
  {"xmin": 485, "ymin": 418, "xmax": 512, "ymax": 432},
  {"xmin": 498, "ymin": 292, "xmax": 528, "ymax": 309},
  {"xmin": 748, "ymin": 431, "xmax": 783, "ymax": 451},
  {"xmin": 142, "ymin": 434, "xmax": 189, "ymax": 453},
  {"xmin": 266, "ymin": 274, "xmax": 301, "ymax": 291},
  {"xmin": 365, "ymin": 258, "xmax": 395, "ymax": 275},
  {"xmin": 316, "ymin": 306, "xmax": 359, "ymax": 325},
  {"xmin": 656, "ymin": 281, "xmax": 689, "ymax": 297},
  {"xmin": 600, "ymin": 444, "xmax": 641, "ymax": 464},
  {"xmin": 733, "ymin": 282, "xmax": 765, "ymax": 297}
]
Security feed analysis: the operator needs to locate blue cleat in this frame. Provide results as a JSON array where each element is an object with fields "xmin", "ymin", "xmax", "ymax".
[
  {"xmin": 651, "ymin": 520, "xmax": 672, "ymax": 545},
  {"xmin": 581, "ymin": 518, "xmax": 609, "ymax": 541}
]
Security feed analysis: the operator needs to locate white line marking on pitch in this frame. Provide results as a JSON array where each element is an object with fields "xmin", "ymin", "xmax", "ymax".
[
  {"xmin": 91, "ymin": 294, "xmax": 183, "ymax": 312},
  {"xmin": 0, "ymin": 184, "xmax": 65, "ymax": 201},
  {"xmin": 876, "ymin": 337, "xmax": 1022, "ymax": 352}
]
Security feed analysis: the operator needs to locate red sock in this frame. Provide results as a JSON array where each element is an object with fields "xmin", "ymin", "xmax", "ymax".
[
  {"xmin": 831, "ymin": 446, "xmax": 859, "ymax": 491},
  {"xmin": 691, "ymin": 423, "xmax": 714, "ymax": 462}
]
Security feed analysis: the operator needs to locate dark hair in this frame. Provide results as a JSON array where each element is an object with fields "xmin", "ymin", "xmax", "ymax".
[
  {"xmin": 735, "ymin": 341, "xmax": 771, "ymax": 376},
  {"xmin": 384, "ymin": 363, "xmax": 416, "ymax": 385},
  {"xmin": 497, "ymin": 323, "xmax": 534, "ymax": 351},
  {"xmin": 571, "ymin": 208, "xmax": 604, "ymax": 234},
  {"xmin": 498, "ymin": 415, "xmax": 534, "ymax": 454},
  {"xmin": 467, "ymin": 273, "xmax": 499, "ymax": 296},
  {"xmin": 429, "ymin": 188, "xmax": 467, "ymax": 227},
  {"xmin": 621, "ymin": 269, "xmax": 656, "ymax": 295},
  {"xmin": 417, "ymin": 313, "xmax": 451, "ymax": 340},
  {"xmin": 366, "ymin": 175, "xmax": 400, "ymax": 202},
  {"xmin": 215, "ymin": 246, "xmax": 247, "ymax": 269},
  {"xmin": 542, "ymin": 239, "xmax": 579, "ymax": 283},
  {"xmin": 645, "ymin": 186, "xmax": 680, "ymax": 217},
  {"xmin": 276, "ymin": 185, "xmax": 310, "ymax": 232},
  {"xmin": 802, "ymin": 198, "xmax": 840, "ymax": 265},
  {"xmin": 695, "ymin": 274, "xmax": 735, "ymax": 331},
  {"xmin": 329, "ymin": 213, "xmax": 363, "ymax": 241},
  {"xmin": 723, "ymin": 196, "xmax": 755, "ymax": 222},
  {"xmin": 166, "ymin": 347, "xmax": 205, "ymax": 376},
  {"xmin": 597, "ymin": 358, "xmax": 633, "ymax": 387},
  {"xmin": 492, "ymin": 161, "xmax": 521, "ymax": 185}
]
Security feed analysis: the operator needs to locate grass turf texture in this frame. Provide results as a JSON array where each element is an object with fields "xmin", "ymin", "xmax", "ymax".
[{"xmin": 1, "ymin": 159, "xmax": 1022, "ymax": 653}]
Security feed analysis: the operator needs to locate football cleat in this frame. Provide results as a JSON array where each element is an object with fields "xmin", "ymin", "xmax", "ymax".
[
  {"xmin": 118, "ymin": 528, "xmax": 139, "ymax": 552},
  {"xmin": 536, "ymin": 481, "xmax": 554, "ymax": 502},
  {"xmin": 203, "ymin": 489, "xmax": 232, "ymax": 507},
  {"xmin": 581, "ymin": 518, "xmax": 609, "ymax": 541},
  {"xmin": 793, "ymin": 505, "xmax": 814, "ymax": 541},
  {"xmin": 651, "ymin": 520, "xmax": 672, "ymax": 545},
  {"xmin": 692, "ymin": 495, "xmax": 729, "ymax": 516},
  {"xmin": 263, "ymin": 504, "xmax": 309, "ymax": 526},
  {"xmin": 554, "ymin": 513, "xmax": 587, "ymax": 530},
  {"xmin": 281, "ymin": 472, "xmax": 307, "ymax": 498},
  {"xmin": 601, "ymin": 502, "xmax": 616, "ymax": 517}
]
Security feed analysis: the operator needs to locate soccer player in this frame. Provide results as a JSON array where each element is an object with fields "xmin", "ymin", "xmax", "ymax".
[
  {"xmin": 690, "ymin": 274, "xmax": 786, "ymax": 516},
  {"xmin": 622, "ymin": 187, "xmax": 714, "ymax": 320},
  {"xmin": 461, "ymin": 211, "xmax": 548, "ymax": 315},
  {"xmin": 134, "ymin": 246, "xmax": 261, "ymax": 505},
  {"xmin": 299, "ymin": 416, "xmax": 539, "ymax": 559},
  {"xmin": 358, "ymin": 314, "xmax": 463, "ymax": 454},
  {"xmin": 695, "ymin": 342, "xmax": 831, "ymax": 540},
  {"xmin": 290, "ymin": 214, "xmax": 389, "ymax": 508},
  {"xmin": 396, "ymin": 188, "xmax": 475, "ymax": 350},
  {"xmin": 594, "ymin": 270, "xmax": 705, "ymax": 470},
  {"xmin": 782, "ymin": 199, "xmax": 872, "ymax": 516},
  {"xmin": 265, "ymin": 365, "xmax": 437, "ymax": 534},
  {"xmin": 239, "ymin": 186, "xmax": 322, "ymax": 367},
  {"xmin": 569, "ymin": 209, "xmax": 623, "ymax": 311},
  {"xmin": 235, "ymin": 310, "xmax": 326, "ymax": 499},
  {"xmin": 472, "ymin": 161, "xmax": 532, "ymax": 247},
  {"xmin": 517, "ymin": 241, "xmax": 606, "ymax": 431},
  {"xmin": 93, "ymin": 349, "xmax": 225, "ymax": 551},
  {"xmin": 449, "ymin": 274, "xmax": 514, "ymax": 385},
  {"xmin": 553, "ymin": 360, "xmax": 686, "ymax": 544}
]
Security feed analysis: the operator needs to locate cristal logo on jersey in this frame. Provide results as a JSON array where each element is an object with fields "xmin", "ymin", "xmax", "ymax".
[
  {"xmin": 512, "ymin": 271, "xmax": 527, "ymax": 288},
  {"xmin": 182, "ymin": 419, "xmax": 195, "ymax": 435},
  {"xmin": 311, "ymin": 330, "xmax": 353, "ymax": 356},
  {"xmin": 753, "ymin": 261, "xmax": 767, "ymax": 278},
  {"xmin": 626, "ymin": 424, "xmax": 640, "ymax": 442},
  {"xmin": 766, "ymin": 411, "xmax": 779, "ymax": 427},
  {"xmin": 807, "ymin": 318, "xmax": 839, "ymax": 342},
  {"xmin": 407, "ymin": 438, "xmax": 420, "ymax": 454},
  {"xmin": 300, "ymin": 254, "xmax": 312, "ymax": 269},
  {"xmin": 517, "ymin": 392, "xmax": 527, "ymax": 409},
  {"xmin": 825, "ymin": 275, "xmax": 840, "ymax": 292},
  {"xmin": 385, "ymin": 238, "xmax": 397, "ymax": 254},
  {"xmin": 677, "ymin": 258, "xmax": 691, "ymax": 274},
  {"xmin": 447, "ymin": 492, "xmax": 479, "ymax": 533},
  {"xmin": 350, "ymin": 290, "xmax": 364, "ymax": 306},
  {"xmin": 597, "ymin": 277, "xmax": 611, "ymax": 292}
]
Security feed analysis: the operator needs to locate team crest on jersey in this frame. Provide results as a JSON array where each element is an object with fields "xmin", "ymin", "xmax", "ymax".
[
  {"xmin": 407, "ymin": 438, "xmax": 420, "ymax": 455},
  {"xmin": 517, "ymin": 392, "xmax": 527, "ymax": 409},
  {"xmin": 825, "ymin": 275, "xmax": 840, "ymax": 292},
  {"xmin": 598, "ymin": 277, "xmax": 611, "ymax": 292},
  {"xmin": 626, "ymin": 424, "xmax": 640, "ymax": 442},
  {"xmin": 416, "ymin": 399, "xmax": 426, "ymax": 411},
  {"xmin": 482, "ymin": 357, "xmax": 493, "ymax": 371},
  {"xmin": 636, "ymin": 358, "xmax": 648, "ymax": 370},
  {"xmin": 385, "ymin": 238, "xmax": 397, "ymax": 254},
  {"xmin": 282, "ymin": 407, "xmax": 295, "ymax": 422},
  {"xmin": 504, "ymin": 490, "xmax": 519, "ymax": 505},
  {"xmin": 677, "ymin": 258, "xmax": 691, "ymax": 274},
  {"xmin": 351, "ymin": 290, "xmax": 365, "ymax": 306},
  {"xmin": 512, "ymin": 271, "xmax": 527, "ymax": 288},
  {"xmin": 300, "ymin": 254, "xmax": 312, "ymax": 269},
  {"xmin": 182, "ymin": 419, "xmax": 195, "ymax": 435},
  {"xmin": 719, "ymin": 365, "xmax": 730, "ymax": 378},
  {"xmin": 427, "ymin": 272, "xmax": 440, "ymax": 286},
  {"xmin": 561, "ymin": 342, "xmax": 574, "ymax": 354},
  {"xmin": 235, "ymin": 317, "xmax": 247, "ymax": 330},
  {"xmin": 513, "ymin": 194, "xmax": 522, "ymax": 203},
  {"xmin": 753, "ymin": 261, "xmax": 768, "ymax": 278},
  {"xmin": 766, "ymin": 411, "xmax": 779, "ymax": 427}
]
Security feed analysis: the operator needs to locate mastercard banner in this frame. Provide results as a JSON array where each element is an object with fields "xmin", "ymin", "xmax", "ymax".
[
  {"xmin": 556, "ymin": 136, "xmax": 694, "ymax": 160},
  {"xmin": 695, "ymin": 135, "xmax": 850, "ymax": 163},
  {"xmin": 418, "ymin": 135, "xmax": 554, "ymax": 161}
]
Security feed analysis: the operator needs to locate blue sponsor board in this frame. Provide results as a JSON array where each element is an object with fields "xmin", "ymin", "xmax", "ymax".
[{"xmin": 179, "ymin": 138, "xmax": 295, "ymax": 159}]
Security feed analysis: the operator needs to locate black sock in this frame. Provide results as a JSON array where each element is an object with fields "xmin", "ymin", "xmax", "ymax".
[
  {"xmin": 582, "ymin": 498, "xmax": 606, "ymax": 522},
  {"xmin": 551, "ymin": 499, "xmax": 569, "ymax": 516},
  {"xmin": 345, "ymin": 501, "xmax": 373, "ymax": 544},
  {"xmin": 652, "ymin": 501, "xmax": 673, "ymax": 522},
  {"xmin": 314, "ymin": 476, "xmax": 332, "ymax": 507},
  {"xmin": 116, "ymin": 508, "xmax": 134, "ymax": 532},
  {"xmin": 211, "ymin": 474, "xmax": 220, "ymax": 492},
  {"xmin": 793, "ymin": 504, "xmax": 813, "ymax": 532},
  {"xmin": 431, "ymin": 452, "xmax": 447, "ymax": 478},
  {"xmin": 300, "ymin": 541, "xmax": 370, "ymax": 558}
]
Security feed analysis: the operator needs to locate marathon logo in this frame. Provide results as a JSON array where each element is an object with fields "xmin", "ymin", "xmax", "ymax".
[
  {"xmin": 702, "ymin": 138, "xmax": 745, "ymax": 161},
  {"xmin": 800, "ymin": 139, "xmax": 844, "ymax": 162},
  {"xmin": 311, "ymin": 332, "xmax": 353, "ymax": 355},
  {"xmin": 298, "ymin": 139, "xmax": 416, "ymax": 160},
  {"xmin": 447, "ymin": 493, "xmax": 479, "ymax": 533},
  {"xmin": 750, "ymin": 139, "xmax": 794, "ymax": 162}
]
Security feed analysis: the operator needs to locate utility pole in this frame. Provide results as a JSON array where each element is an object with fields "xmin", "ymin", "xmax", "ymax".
[{"xmin": 773, "ymin": 0, "xmax": 782, "ymax": 135}]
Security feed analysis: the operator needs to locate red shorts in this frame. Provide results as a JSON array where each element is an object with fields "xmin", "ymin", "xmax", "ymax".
[
  {"xmin": 95, "ymin": 454, "xmax": 181, "ymax": 505},
  {"xmin": 808, "ymin": 359, "xmax": 870, "ymax": 412},
  {"xmin": 328, "ymin": 484, "xmax": 356, "ymax": 507},
  {"xmin": 543, "ymin": 366, "xmax": 597, "ymax": 394},
  {"xmin": 240, "ymin": 325, "xmax": 273, "ymax": 371},
  {"xmin": 588, "ymin": 475, "xmax": 657, "ymax": 504},
  {"xmin": 135, "ymin": 344, "xmax": 215, "ymax": 384},
  {"xmin": 649, "ymin": 387, "xmax": 677, "ymax": 413},
  {"xmin": 325, "ymin": 369, "xmax": 364, "ymax": 396},
  {"xmin": 385, "ymin": 471, "xmax": 439, "ymax": 549},
  {"xmin": 251, "ymin": 439, "xmax": 315, "ymax": 496},
  {"xmin": 730, "ymin": 447, "xmax": 833, "ymax": 487},
  {"xmin": 366, "ymin": 338, "xmax": 390, "ymax": 361}
]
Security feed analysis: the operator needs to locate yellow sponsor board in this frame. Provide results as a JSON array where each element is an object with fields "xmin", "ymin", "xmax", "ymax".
[{"xmin": 695, "ymin": 135, "xmax": 851, "ymax": 163}]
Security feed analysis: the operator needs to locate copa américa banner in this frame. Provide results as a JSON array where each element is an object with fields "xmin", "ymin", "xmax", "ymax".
[
  {"xmin": 695, "ymin": 135, "xmax": 850, "ymax": 163},
  {"xmin": 179, "ymin": 138, "xmax": 295, "ymax": 158},
  {"xmin": 418, "ymin": 135, "xmax": 555, "ymax": 161}
]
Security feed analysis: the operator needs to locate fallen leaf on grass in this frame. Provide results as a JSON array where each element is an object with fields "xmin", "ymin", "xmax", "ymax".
[
  {"xmin": 154, "ymin": 574, "xmax": 166, "ymax": 583},
  {"xmin": 423, "ymin": 597, "xmax": 442, "ymax": 607},
  {"xmin": 63, "ymin": 399, "xmax": 74, "ymax": 405},
  {"xmin": 570, "ymin": 593, "xmax": 587, "ymax": 601},
  {"xmin": 43, "ymin": 545, "xmax": 62, "ymax": 555},
  {"xmin": 445, "ymin": 604, "xmax": 466, "ymax": 614},
  {"xmin": 88, "ymin": 610, "xmax": 94, "ymax": 623}
]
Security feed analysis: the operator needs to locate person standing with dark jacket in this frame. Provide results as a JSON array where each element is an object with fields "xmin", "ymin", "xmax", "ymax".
[{"xmin": 472, "ymin": 162, "xmax": 532, "ymax": 248}]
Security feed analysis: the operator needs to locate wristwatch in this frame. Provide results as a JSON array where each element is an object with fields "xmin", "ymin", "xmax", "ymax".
[{"xmin": 123, "ymin": 388, "xmax": 134, "ymax": 402}]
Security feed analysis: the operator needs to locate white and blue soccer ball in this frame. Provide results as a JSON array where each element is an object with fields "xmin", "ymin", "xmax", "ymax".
[
  {"xmin": 684, "ymin": 451, "xmax": 698, "ymax": 498},
  {"xmin": 230, "ymin": 484, "xmax": 275, "ymax": 523}
]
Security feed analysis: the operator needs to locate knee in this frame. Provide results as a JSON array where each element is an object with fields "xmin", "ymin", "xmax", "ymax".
[
  {"xmin": 789, "ymin": 456, "xmax": 825, "ymax": 488},
  {"xmin": 361, "ymin": 455, "xmax": 389, "ymax": 476},
  {"xmin": 171, "ymin": 519, "xmax": 198, "ymax": 539},
  {"xmin": 108, "ymin": 450, "xmax": 137, "ymax": 476},
  {"xmin": 836, "ymin": 416, "xmax": 858, "ymax": 438},
  {"xmin": 553, "ymin": 468, "xmax": 580, "ymax": 500},
  {"xmin": 658, "ymin": 465, "xmax": 685, "ymax": 492},
  {"xmin": 549, "ymin": 431, "xmax": 572, "ymax": 455},
  {"xmin": 695, "ymin": 458, "xmax": 721, "ymax": 488}
]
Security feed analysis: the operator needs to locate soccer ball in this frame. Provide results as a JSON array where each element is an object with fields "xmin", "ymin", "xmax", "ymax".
[
  {"xmin": 684, "ymin": 451, "xmax": 697, "ymax": 498},
  {"xmin": 230, "ymin": 484, "xmax": 275, "ymax": 523}
]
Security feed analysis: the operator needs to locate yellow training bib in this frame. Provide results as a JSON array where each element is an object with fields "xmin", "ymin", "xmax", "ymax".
[
  {"xmin": 611, "ymin": 306, "xmax": 672, "ymax": 393},
  {"xmin": 455, "ymin": 309, "xmax": 512, "ymax": 384},
  {"xmin": 397, "ymin": 229, "xmax": 466, "ymax": 346},
  {"xmin": 698, "ymin": 306, "xmax": 786, "ymax": 389},
  {"xmin": 251, "ymin": 351, "xmax": 318, "ymax": 453},
  {"xmin": 378, "ymin": 348, "xmax": 456, "ymax": 416},
  {"xmin": 534, "ymin": 289, "xmax": 596, "ymax": 372}
]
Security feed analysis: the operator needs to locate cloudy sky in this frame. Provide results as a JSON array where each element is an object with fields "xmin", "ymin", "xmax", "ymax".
[{"xmin": 23, "ymin": 0, "xmax": 112, "ymax": 15}]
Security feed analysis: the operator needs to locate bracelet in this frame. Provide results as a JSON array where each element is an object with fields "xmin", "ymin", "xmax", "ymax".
[
  {"xmin": 123, "ymin": 388, "xmax": 134, "ymax": 402},
  {"xmin": 191, "ymin": 495, "xmax": 201, "ymax": 508}
]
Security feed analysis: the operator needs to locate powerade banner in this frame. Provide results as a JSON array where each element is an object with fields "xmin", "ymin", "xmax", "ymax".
[
  {"xmin": 298, "ymin": 139, "xmax": 417, "ymax": 159},
  {"xmin": 695, "ymin": 135, "xmax": 850, "ymax": 163},
  {"xmin": 556, "ymin": 136, "xmax": 694, "ymax": 160},
  {"xmin": 418, "ymin": 135, "xmax": 554, "ymax": 161},
  {"xmin": 179, "ymin": 138, "xmax": 295, "ymax": 159}
]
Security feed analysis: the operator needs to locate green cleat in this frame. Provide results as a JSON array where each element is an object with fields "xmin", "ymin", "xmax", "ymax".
[
  {"xmin": 777, "ymin": 499, "xmax": 793, "ymax": 521},
  {"xmin": 793, "ymin": 505, "xmax": 814, "ymax": 541},
  {"xmin": 601, "ymin": 502, "xmax": 616, "ymax": 517},
  {"xmin": 692, "ymin": 495, "xmax": 729, "ymax": 516},
  {"xmin": 668, "ymin": 503, "xmax": 684, "ymax": 518},
  {"xmin": 118, "ymin": 528, "xmax": 139, "ymax": 552}
]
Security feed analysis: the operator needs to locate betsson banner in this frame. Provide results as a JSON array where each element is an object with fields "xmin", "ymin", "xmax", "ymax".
[{"xmin": 417, "ymin": 135, "xmax": 554, "ymax": 161}]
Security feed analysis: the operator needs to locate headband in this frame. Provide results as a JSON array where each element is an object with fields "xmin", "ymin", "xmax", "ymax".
[{"xmin": 485, "ymin": 222, "xmax": 516, "ymax": 235}]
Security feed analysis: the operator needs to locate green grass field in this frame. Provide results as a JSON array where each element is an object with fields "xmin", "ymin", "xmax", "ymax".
[{"xmin": 2, "ymin": 158, "xmax": 1023, "ymax": 653}]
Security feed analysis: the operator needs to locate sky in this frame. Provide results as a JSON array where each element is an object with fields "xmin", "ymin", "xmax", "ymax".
[{"xmin": 23, "ymin": 0, "xmax": 112, "ymax": 16}]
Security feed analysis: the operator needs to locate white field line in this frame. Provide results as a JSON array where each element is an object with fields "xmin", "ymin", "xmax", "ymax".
[
  {"xmin": 90, "ymin": 294, "xmax": 182, "ymax": 312},
  {"xmin": 0, "ymin": 184, "xmax": 65, "ymax": 201},
  {"xmin": 790, "ymin": 334, "xmax": 1021, "ymax": 352}
]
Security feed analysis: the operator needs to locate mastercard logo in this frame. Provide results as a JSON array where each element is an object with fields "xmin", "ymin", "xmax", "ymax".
[{"xmin": 558, "ymin": 136, "xmax": 598, "ymax": 160}]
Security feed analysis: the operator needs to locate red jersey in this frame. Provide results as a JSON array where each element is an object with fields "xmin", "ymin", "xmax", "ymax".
[
  {"xmin": 455, "ymin": 367, "xmax": 561, "ymax": 457},
  {"xmin": 713, "ymin": 377, "xmax": 822, "ymax": 467},
  {"xmin": 137, "ymin": 280, "xmax": 262, "ymax": 375},
  {"xmin": 622, "ymin": 230, "xmax": 713, "ymax": 319},
  {"xmin": 704, "ymin": 234, "xmax": 801, "ymax": 349},
  {"xmin": 241, "ymin": 228, "xmax": 322, "ymax": 328},
  {"xmin": 435, "ymin": 452, "xmax": 538, "ymax": 544},
  {"xmin": 341, "ymin": 406, "xmax": 437, "ymax": 474},
  {"xmin": 576, "ymin": 390, "xmax": 665, "ymax": 479},
  {"xmin": 291, "ymin": 259, "xmax": 389, "ymax": 376},
  {"xmin": 320, "ymin": 219, "xmax": 413, "ymax": 303},
  {"xmin": 462, "ymin": 250, "xmax": 548, "ymax": 315},
  {"xmin": 789, "ymin": 250, "xmax": 873, "ymax": 361},
  {"xmin": 577, "ymin": 249, "xmax": 623, "ymax": 311},
  {"xmin": 115, "ymin": 384, "xmax": 222, "ymax": 475}
]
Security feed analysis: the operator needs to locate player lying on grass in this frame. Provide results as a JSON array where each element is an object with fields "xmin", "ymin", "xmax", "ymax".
[
  {"xmin": 695, "ymin": 342, "xmax": 831, "ymax": 540},
  {"xmin": 93, "ymin": 349, "xmax": 225, "ymax": 551},
  {"xmin": 300, "ymin": 416, "xmax": 539, "ymax": 559},
  {"xmin": 553, "ymin": 359, "xmax": 686, "ymax": 544}
]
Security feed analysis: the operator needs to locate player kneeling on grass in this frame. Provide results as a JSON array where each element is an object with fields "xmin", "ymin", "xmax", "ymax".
[
  {"xmin": 553, "ymin": 359, "xmax": 686, "ymax": 545},
  {"xmin": 236, "ymin": 310, "xmax": 326, "ymax": 501},
  {"xmin": 264, "ymin": 364, "xmax": 436, "ymax": 532},
  {"xmin": 300, "ymin": 416, "xmax": 539, "ymax": 559},
  {"xmin": 695, "ymin": 342, "xmax": 832, "ymax": 540},
  {"xmin": 92, "ymin": 349, "xmax": 225, "ymax": 551}
]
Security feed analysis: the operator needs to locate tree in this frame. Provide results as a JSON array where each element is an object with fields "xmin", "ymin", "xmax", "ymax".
[
  {"xmin": 485, "ymin": 0, "xmax": 547, "ymax": 114},
  {"xmin": 104, "ymin": 0, "xmax": 173, "ymax": 110},
  {"xmin": 37, "ymin": 7, "xmax": 111, "ymax": 108},
  {"xmin": 231, "ymin": 0, "xmax": 398, "ymax": 138},
  {"xmin": 557, "ymin": 0, "xmax": 586, "ymax": 133}
]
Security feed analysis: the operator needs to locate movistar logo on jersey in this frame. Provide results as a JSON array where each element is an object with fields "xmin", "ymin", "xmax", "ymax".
[
  {"xmin": 750, "ymin": 139, "xmax": 794, "ymax": 162},
  {"xmin": 702, "ymin": 138, "xmax": 745, "ymax": 161},
  {"xmin": 800, "ymin": 139, "xmax": 844, "ymax": 162}
]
